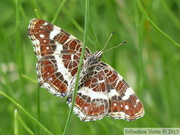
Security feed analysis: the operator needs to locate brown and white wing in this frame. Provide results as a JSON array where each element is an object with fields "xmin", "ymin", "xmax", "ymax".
[
  {"xmin": 103, "ymin": 62, "xmax": 144, "ymax": 121},
  {"xmin": 67, "ymin": 62, "xmax": 144, "ymax": 121},
  {"xmin": 28, "ymin": 18, "xmax": 91, "ymax": 97}
]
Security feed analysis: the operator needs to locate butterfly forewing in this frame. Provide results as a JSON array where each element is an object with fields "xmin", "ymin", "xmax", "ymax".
[
  {"xmin": 28, "ymin": 18, "xmax": 144, "ymax": 121},
  {"xmin": 28, "ymin": 18, "xmax": 90, "ymax": 97}
]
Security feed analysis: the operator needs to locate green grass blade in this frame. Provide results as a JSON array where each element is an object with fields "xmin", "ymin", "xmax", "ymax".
[
  {"xmin": 62, "ymin": 7, "xmax": 84, "ymax": 33},
  {"xmin": 34, "ymin": 9, "xmax": 41, "ymax": 18},
  {"xmin": 63, "ymin": 0, "xmax": 89, "ymax": 135},
  {"xmin": 29, "ymin": 0, "xmax": 42, "ymax": 18},
  {"xmin": 14, "ymin": 109, "xmax": 19, "ymax": 135},
  {"xmin": 136, "ymin": 0, "xmax": 180, "ymax": 48},
  {"xmin": 14, "ymin": 109, "xmax": 35, "ymax": 135},
  {"xmin": 52, "ymin": 0, "xmax": 67, "ymax": 24},
  {"xmin": 161, "ymin": 0, "xmax": 180, "ymax": 31},
  {"xmin": 133, "ymin": 0, "xmax": 144, "ymax": 95},
  {"xmin": 16, "ymin": 0, "xmax": 25, "ymax": 74},
  {"xmin": 0, "ymin": 91, "xmax": 53, "ymax": 135}
]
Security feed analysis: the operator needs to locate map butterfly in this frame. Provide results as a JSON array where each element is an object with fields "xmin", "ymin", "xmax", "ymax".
[{"xmin": 28, "ymin": 18, "xmax": 144, "ymax": 121}]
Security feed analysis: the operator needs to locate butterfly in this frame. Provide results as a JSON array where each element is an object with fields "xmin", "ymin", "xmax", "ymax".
[{"xmin": 28, "ymin": 18, "xmax": 144, "ymax": 121}]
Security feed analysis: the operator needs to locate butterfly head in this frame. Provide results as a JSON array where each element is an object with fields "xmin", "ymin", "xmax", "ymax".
[{"xmin": 84, "ymin": 51, "xmax": 103, "ymax": 68}]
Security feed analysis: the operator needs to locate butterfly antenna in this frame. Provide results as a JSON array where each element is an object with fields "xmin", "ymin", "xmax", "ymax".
[
  {"xmin": 103, "ymin": 41, "xmax": 127, "ymax": 53},
  {"xmin": 101, "ymin": 31, "xmax": 115, "ymax": 51}
]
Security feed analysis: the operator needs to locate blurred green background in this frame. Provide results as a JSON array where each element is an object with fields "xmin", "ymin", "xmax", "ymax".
[{"xmin": 0, "ymin": 0, "xmax": 180, "ymax": 135}]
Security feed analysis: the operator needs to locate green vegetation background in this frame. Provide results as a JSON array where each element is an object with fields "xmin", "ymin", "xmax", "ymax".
[{"xmin": 0, "ymin": 0, "xmax": 180, "ymax": 135}]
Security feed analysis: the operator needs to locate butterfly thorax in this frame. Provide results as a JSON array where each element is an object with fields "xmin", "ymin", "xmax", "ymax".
[
  {"xmin": 81, "ymin": 51, "xmax": 103, "ymax": 76},
  {"xmin": 84, "ymin": 51, "xmax": 102, "ymax": 68}
]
